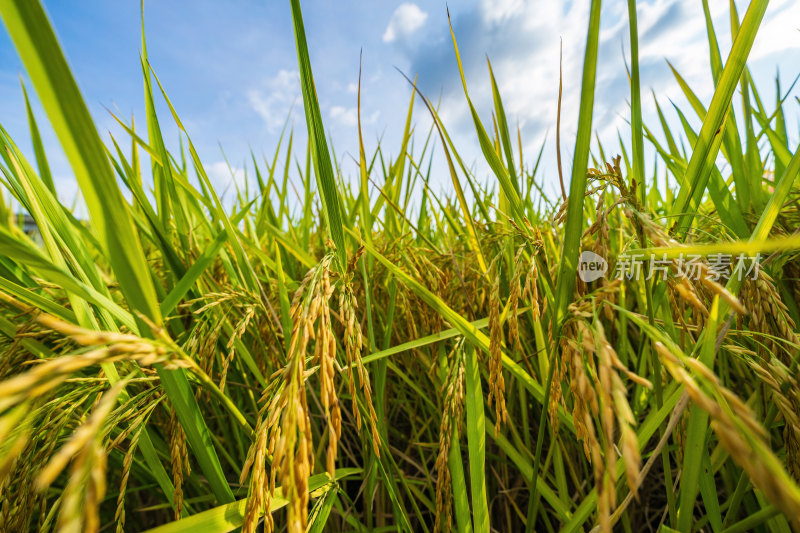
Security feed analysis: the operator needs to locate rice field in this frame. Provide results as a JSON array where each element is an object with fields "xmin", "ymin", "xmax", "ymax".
[{"xmin": 1, "ymin": 0, "xmax": 799, "ymax": 531}]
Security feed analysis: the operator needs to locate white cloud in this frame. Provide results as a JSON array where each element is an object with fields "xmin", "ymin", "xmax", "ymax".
[
  {"xmin": 330, "ymin": 105, "xmax": 379, "ymax": 127},
  {"xmin": 207, "ymin": 160, "xmax": 246, "ymax": 192},
  {"xmin": 399, "ymin": 0, "xmax": 800, "ymax": 197},
  {"xmin": 482, "ymin": 0, "xmax": 523, "ymax": 26},
  {"xmin": 330, "ymin": 105, "xmax": 357, "ymax": 126},
  {"xmin": 383, "ymin": 3, "xmax": 428, "ymax": 43},
  {"xmin": 247, "ymin": 69, "xmax": 298, "ymax": 130},
  {"xmin": 748, "ymin": 0, "xmax": 800, "ymax": 62}
]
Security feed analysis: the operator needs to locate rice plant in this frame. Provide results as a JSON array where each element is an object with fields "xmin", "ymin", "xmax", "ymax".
[{"xmin": 0, "ymin": 0, "xmax": 799, "ymax": 531}]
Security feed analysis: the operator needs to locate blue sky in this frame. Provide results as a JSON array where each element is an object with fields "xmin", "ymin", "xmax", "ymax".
[{"xmin": 0, "ymin": 0, "xmax": 799, "ymax": 213}]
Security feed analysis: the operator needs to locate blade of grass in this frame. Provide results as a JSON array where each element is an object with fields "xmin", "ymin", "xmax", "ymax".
[
  {"xmin": 552, "ymin": 0, "xmax": 602, "ymax": 328},
  {"xmin": 448, "ymin": 13, "xmax": 524, "ymax": 224},
  {"xmin": 144, "ymin": 469, "xmax": 361, "ymax": 533},
  {"xmin": 486, "ymin": 58, "xmax": 519, "ymax": 196},
  {"xmin": 289, "ymin": 0, "xmax": 347, "ymax": 272},
  {"xmin": 671, "ymin": 0, "xmax": 769, "ymax": 236},
  {"xmin": 540, "ymin": 2, "xmax": 602, "ymax": 526},
  {"xmin": 20, "ymin": 83, "xmax": 55, "ymax": 194},
  {"xmin": 627, "ymin": 0, "xmax": 645, "ymax": 207},
  {"xmin": 0, "ymin": 0, "xmax": 160, "ymax": 323},
  {"xmin": 464, "ymin": 342, "xmax": 490, "ymax": 533},
  {"xmin": 0, "ymin": 0, "xmax": 235, "ymax": 505},
  {"xmin": 676, "ymin": 296, "xmax": 720, "ymax": 532},
  {"xmin": 395, "ymin": 69, "xmax": 488, "ymax": 273}
]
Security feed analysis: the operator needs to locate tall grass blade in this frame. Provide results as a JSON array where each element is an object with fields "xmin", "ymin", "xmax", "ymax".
[
  {"xmin": 552, "ymin": 0, "xmax": 602, "ymax": 327},
  {"xmin": 464, "ymin": 342, "xmax": 490, "ymax": 533},
  {"xmin": 671, "ymin": 0, "xmax": 769, "ymax": 236},
  {"xmin": 289, "ymin": 0, "xmax": 348, "ymax": 271},
  {"xmin": 0, "ymin": 0, "xmax": 235, "ymax": 505}
]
